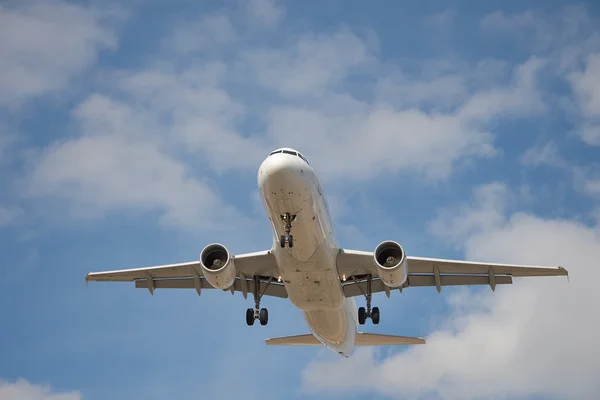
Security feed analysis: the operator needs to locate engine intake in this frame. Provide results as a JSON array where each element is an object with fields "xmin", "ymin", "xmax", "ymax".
[
  {"xmin": 200, "ymin": 243, "xmax": 236, "ymax": 289},
  {"xmin": 373, "ymin": 240, "xmax": 408, "ymax": 288}
]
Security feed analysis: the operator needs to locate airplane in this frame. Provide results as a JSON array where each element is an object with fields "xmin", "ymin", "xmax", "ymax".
[{"xmin": 86, "ymin": 147, "xmax": 569, "ymax": 357}]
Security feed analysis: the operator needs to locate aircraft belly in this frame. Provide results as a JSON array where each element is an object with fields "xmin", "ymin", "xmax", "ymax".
[
  {"xmin": 304, "ymin": 308, "xmax": 348, "ymax": 345},
  {"xmin": 278, "ymin": 242, "xmax": 343, "ymax": 311}
]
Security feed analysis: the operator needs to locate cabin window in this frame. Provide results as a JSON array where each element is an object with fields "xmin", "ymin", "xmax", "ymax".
[{"xmin": 298, "ymin": 153, "xmax": 310, "ymax": 165}]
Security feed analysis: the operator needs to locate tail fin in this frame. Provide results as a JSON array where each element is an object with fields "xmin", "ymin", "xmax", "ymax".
[{"xmin": 264, "ymin": 332, "xmax": 426, "ymax": 346}]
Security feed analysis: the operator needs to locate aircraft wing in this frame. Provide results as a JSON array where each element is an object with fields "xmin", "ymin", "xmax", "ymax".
[
  {"xmin": 336, "ymin": 249, "xmax": 568, "ymax": 297},
  {"xmin": 85, "ymin": 250, "xmax": 287, "ymax": 299}
]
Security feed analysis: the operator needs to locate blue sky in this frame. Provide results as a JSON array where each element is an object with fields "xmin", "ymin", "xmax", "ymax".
[{"xmin": 1, "ymin": 0, "xmax": 600, "ymax": 399}]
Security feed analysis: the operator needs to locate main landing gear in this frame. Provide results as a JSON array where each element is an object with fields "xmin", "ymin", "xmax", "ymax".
[
  {"xmin": 246, "ymin": 277, "xmax": 272, "ymax": 326},
  {"xmin": 279, "ymin": 212, "xmax": 296, "ymax": 248},
  {"xmin": 357, "ymin": 275, "xmax": 380, "ymax": 325}
]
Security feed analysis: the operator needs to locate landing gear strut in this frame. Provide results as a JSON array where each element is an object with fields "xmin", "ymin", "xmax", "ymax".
[
  {"xmin": 357, "ymin": 275, "xmax": 380, "ymax": 325},
  {"xmin": 246, "ymin": 276, "xmax": 271, "ymax": 326},
  {"xmin": 279, "ymin": 212, "xmax": 295, "ymax": 248}
]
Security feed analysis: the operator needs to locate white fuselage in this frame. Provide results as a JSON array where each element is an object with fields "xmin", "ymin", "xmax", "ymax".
[{"xmin": 258, "ymin": 150, "xmax": 358, "ymax": 356}]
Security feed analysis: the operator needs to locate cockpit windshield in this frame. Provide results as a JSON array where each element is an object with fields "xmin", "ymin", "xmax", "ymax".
[{"xmin": 268, "ymin": 149, "xmax": 310, "ymax": 165}]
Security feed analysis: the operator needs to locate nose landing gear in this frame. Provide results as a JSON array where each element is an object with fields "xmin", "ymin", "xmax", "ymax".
[{"xmin": 279, "ymin": 213, "xmax": 296, "ymax": 248}]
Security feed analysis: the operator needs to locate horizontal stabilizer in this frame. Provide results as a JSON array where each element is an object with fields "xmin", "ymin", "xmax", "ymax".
[
  {"xmin": 355, "ymin": 332, "xmax": 426, "ymax": 346},
  {"xmin": 265, "ymin": 334, "xmax": 322, "ymax": 346},
  {"xmin": 264, "ymin": 332, "xmax": 426, "ymax": 346}
]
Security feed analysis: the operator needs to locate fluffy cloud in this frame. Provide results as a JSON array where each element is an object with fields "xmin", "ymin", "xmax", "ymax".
[
  {"xmin": 570, "ymin": 53, "xmax": 600, "ymax": 117},
  {"xmin": 22, "ymin": 62, "xmax": 264, "ymax": 228},
  {"xmin": 0, "ymin": 205, "xmax": 22, "ymax": 227},
  {"xmin": 302, "ymin": 182, "xmax": 599, "ymax": 399},
  {"xmin": 480, "ymin": 7, "xmax": 600, "ymax": 148},
  {"xmin": 0, "ymin": 379, "xmax": 81, "ymax": 400},
  {"xmin": 164, "ymin": 14, "xmax": 236, "ymax": 54},
  {"xmin": 0, "ymin": 0, "xmax": 124, "ymax": 108},
  {"xmin": 569, "ymin": 53, "xmax": 600, "ymax": 145},
  {"xmin": 520, "ymin": 141, "xmax": 564, "ymax": 168},
  {"xmin": 262, "ymin": 56, "xmax": 544, "ymax": 182},
  {"xmin": 239, "ymin": 29, "xmax": 378, "ymax": 97},
  {"xmin": 244, "ymin": 0, "xmax": 284, "ymax": 28},
  {"xmin": 13, "ymin": 4, "xmax": 589, "ymax": 229}
]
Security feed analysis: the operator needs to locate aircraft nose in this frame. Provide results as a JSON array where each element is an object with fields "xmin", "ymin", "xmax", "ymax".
[
  {"xmin": 259, "ymin": 154, "xmax": 300, "ymax": 186},
  {"xmin": 258, "ymin": 150, "xmax": 314, "ymax": 194}
]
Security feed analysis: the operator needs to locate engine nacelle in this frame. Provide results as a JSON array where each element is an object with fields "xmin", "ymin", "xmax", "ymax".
[
  {"xmin": 373, "ymin": 240, "xmax": 408, "ymax": 288},
  {"xmin": 200, "ymin": 243, "xmax": 236, "ymax": 290}
]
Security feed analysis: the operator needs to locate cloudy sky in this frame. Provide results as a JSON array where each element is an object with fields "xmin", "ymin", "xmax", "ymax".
[{"xmin": 1, "ymin": 0, "xmax": 600, "ymax": 399}]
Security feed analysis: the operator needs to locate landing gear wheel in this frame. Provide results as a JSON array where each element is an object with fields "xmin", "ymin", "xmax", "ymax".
[
  {"xmin": 358, "ymin": 307, "xmax": 366, "ymax": 325},
  {"xmin": 371, "ymin": 307, "xmax": 380, "ymax": 325},
  {"xmin": 247, "ymin": 277, "xmax": 273, "ymax": 327},
  {"xmin": 246, "ymin": 308, "xmax": 255, "ymax": 326},
  {"xmin": 259, "ymin": 308, "xmax": 269, "ymax": 326},
  {"xmin": 280, "ymin": 213, "xmax": 296, "ymax": 248}
]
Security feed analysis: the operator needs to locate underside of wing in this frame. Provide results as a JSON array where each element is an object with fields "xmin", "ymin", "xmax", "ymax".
[
  {"xmin": 85, "ymin": 249, "xmax": 287, "ymax": 299},
  {"xmin": 337, "ymin": 247, "xmax": 569, "ymax": 296}
]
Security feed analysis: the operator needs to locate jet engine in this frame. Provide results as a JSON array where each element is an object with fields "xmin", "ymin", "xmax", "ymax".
[
  {"xmin": 373, "ymin": 240, "xmax": 408, "ymax": 288},
  {"xmin": 200, "ymin": 243, "xmax": 236, "ymax": 289}
]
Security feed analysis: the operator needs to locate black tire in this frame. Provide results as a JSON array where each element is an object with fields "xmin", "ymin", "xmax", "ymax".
[
  {"xmin": 246, "ymin": 308, "xmax": 255, "ymax": 326},
  {"xmin": 280, "ymin": 235, "xmax": 285, "ymax": 248},
  {"xmin": 288, "ymin": 235, "xmax": 294, "ymax": 248},
  {"xmin": 358, "ymin": 307, "xmax": 366, "ymax": 325},
  {"xmin": 259, "ymin": 308, "xmax": 269, "ymax": 326},
  {"xmin": 371, "ymin": 307, "xmax": 380, "ymax": 325}
]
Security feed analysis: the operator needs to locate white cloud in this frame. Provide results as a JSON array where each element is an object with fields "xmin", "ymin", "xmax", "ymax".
[
  {"xmin": 11, "ymin": 19, "xmax": 560, "ymax": 227},
  {"xmin": 457, "ymin": 56, "xmax": 546, "ymax": 121},
  {"xmin": 427, "ymin": 183, "xmax": 508, "ymax": 247},
  {"xmin": 580, "ymin": 123, "xmax": 600, "ymax": 146},
  {"xmin": 574, "ymin": 166, "xmax": 600, "ymax": 198},
  {"xmin": 569, "ymin": 52, "xmax": 600, "ymax": 146},
  {"xmin": 375, "ymin": 71, "xmax": 468, "ymax": 110},
  {"xmin": 86, "ymin": 64, "xmax": 268, "ymax": 172},
  {"xmin": 0, "ymin": 205, "xmax": 22, "ymax": 227},
  {"xmin": 263, "ymin": 56, "xmax": 544, "ymax": 182},
  {"xmin": 520, "ymin": 141, "xmax": 564, "ymax": 167},
  {"xmin": 569, "ymin": 52, "xmax": 600, "ymax": 118},
  {"xmin": 302, "ymin": 183, "xmax": 600, "ymax": 400},
  {"xmin": 244, "ymin": 0, "xmax": 284, "ymax": 28},
  {"xmin": 25, "ymin": 133, "xmax": 239, "ymax": 229},
  {"xmin": 0, "ymin": 0, "xmax": 124, "ymax": 108},
  {"xmin": 164, "ymin": 13, "xmax": 236, "ymax": 54},
  {"xmin": 21, "ymin": 58, "xmax": 268, "ymax": 228},
  {"xmin": 0, "ymin": 378, "xmax": 81, "ymax": 400},
  {"xmin": 480, "ymin": 6, "xmax": 600, "ymax": 68},
  {"xmin": 239, "ymin": 29, "xmax": 378, "ymax": 97}
]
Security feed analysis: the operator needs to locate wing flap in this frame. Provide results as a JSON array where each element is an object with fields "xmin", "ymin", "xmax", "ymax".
[
  {"xmin": 406, "ymin": 256, "xmax": 569, "ymax": 277},
  {"xmin": 342, "ymin": 275, "xmax": 513, "ymax": 297},
  {"xmin": 85, "ymin": 250, "xmax": 284, "ymax": 298},
  {"xmin": 337, "ymin": 248, "xmax": 567, "ymax": 295},
  {"xmin": 86, "ymin": 261, "xmax": 201, "ymax": 281},
  {"xmin": 86, "ymin": 250, "xmax": 278, "ymax": 282},
  {"xmin": 135, "ymin": 276, "xmax": 288, "ymax": 299}
]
